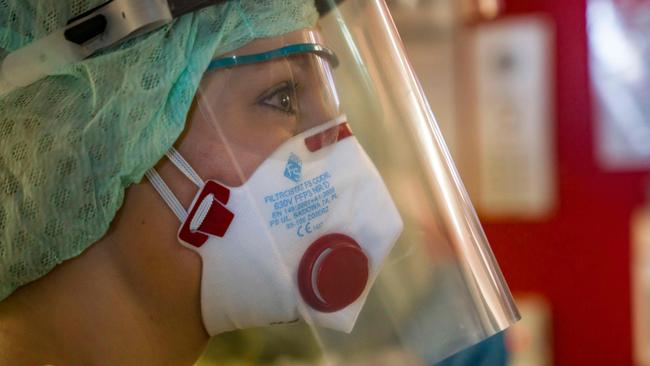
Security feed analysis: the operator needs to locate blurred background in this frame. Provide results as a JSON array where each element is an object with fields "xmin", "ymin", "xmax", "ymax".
[
  {"xmin": 388, "ymin": 0, "xmax": 650, "ymax": 365},
  {"xmin": 198, "ymin": 0, "xmax": 650, "ymax": 365}
]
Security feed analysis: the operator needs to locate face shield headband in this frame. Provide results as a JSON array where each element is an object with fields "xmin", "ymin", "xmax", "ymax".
[
  {"xmin": 0, "ymin": 0, "xmax": 340, "ymax": 96},
  {"xmin": 0, "ymin": 0, "xmax": 223, "ymax": 95}
]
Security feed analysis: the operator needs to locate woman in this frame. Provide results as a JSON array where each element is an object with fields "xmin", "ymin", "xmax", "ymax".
[{"xmin": 0, "ymin": 1, "xmax": 520, "ymax": 365}]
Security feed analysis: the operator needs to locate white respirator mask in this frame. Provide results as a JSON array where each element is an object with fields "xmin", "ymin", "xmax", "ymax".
[{"xmin": 147, "ymin": 115, "xmax": 403, "ymax": 335}]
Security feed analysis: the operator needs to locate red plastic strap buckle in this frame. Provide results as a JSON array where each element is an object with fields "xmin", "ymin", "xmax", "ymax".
[
  {"xmin": 304, "ymin": 122, "xmax": 353, "ymax": 153},
  {"xmin": 178, "ymin": 180, "xmax": 234, "ymax": 248}
]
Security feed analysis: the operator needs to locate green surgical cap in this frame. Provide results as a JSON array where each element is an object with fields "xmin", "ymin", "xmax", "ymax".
[{"xmin": 0, "ymin": 0, "xmax": 319, "ymax": 301}]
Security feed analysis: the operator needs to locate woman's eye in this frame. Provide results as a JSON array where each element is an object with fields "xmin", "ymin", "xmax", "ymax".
[{"xmin": 258, "ymin": 82, "xmax": 298, "ymax": 115}]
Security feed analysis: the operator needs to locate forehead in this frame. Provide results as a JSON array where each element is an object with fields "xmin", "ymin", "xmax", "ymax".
[{"xmin": 218, "ymin": 28, "xmax": 324, "ymax": 57}]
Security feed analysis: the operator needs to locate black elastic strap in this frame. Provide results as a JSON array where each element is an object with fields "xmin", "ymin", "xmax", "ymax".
[
  {"xmin": 64, "ymin": 15, "xmax": 108, "ymax": 45},
  {"xmin": 166, "ymin": 0, "xmax": 228, "ymax": 18},
  {"xmin": 67, "ymin": 0, "xmax": 113, "ymax": 25}
]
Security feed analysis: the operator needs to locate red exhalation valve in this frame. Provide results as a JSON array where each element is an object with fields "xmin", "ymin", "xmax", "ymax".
[{"xmin": 298, "ymin": 233, "xmax": 369, "ymax": 313}]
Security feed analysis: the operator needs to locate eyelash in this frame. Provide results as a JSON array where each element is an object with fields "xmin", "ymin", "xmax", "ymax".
[{"xmin": 257, "ymin": 81, "xmax": 299, "ymax": 115}]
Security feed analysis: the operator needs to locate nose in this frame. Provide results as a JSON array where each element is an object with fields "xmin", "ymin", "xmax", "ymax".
[{"xmin": 296, "ymin": 55, "xmax": 341, "ymax": 133}]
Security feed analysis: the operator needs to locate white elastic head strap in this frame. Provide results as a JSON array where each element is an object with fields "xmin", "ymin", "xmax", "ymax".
[{"xmin": 145, "ymin": 147, "xmax": 204, "ymax": 222}]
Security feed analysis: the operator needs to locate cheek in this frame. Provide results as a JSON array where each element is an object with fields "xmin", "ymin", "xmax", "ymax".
[
  {"xmin": 179, "ymin": 108, "xmax": 289, "ymax": 187},
  {"xmin": 209, "ymin": 147, "xmax": 269, "ymax": 187},
  {"xmin": 178, "ymin": 73, "xmax": 298, "ymax": 187},
  {"xmin": 194, "ymin": 139, "xmax": 268, "ymax": 187}
]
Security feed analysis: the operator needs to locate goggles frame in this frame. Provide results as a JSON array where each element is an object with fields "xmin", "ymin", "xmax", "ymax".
[{"xmin": 208, "ymin": 43, "xmax": 340, "ymax": 71}]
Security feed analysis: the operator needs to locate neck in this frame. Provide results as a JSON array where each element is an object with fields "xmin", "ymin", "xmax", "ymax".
[{"xmin": 0, "ymin": 183, "xmax": 208, "ymax": 365}]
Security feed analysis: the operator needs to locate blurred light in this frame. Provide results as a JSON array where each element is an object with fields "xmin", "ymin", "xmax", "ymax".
[
  {"xmin": 589, "ymin": 0, "xmax": 643, "ymax": 83},
  {"xmin": 478, "ymin": 0, "xmax": 501, "ymax": 19}
]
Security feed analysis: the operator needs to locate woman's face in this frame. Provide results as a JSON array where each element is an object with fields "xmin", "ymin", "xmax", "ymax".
[
  {"xmin": 176, "ymin": 29, "xmax": 340, "ymax": 188},
  {"xmin": 101, "ymin": 29, "xmax": 341, "ymax": 351}
]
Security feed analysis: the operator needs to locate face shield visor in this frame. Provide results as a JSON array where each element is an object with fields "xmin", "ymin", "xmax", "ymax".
[
  {"xmin": 145, "ymin": 1, "xmax": 519, "ymax": 363},
  {"xmin": 0, "ymin": 0, "xmax": 519, "ymax": 363}
]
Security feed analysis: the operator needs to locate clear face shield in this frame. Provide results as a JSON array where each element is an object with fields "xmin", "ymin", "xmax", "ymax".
[{"xmin": 144, "ymin": 1, "xmax": 518, "ymax": 363}]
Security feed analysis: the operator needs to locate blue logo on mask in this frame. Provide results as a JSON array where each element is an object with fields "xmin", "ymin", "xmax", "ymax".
[{"xmin": 284, "ymin": 153, "xmax": 302, "ymax": 183}]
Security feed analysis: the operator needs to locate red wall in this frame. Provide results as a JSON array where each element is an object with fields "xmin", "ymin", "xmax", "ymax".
[{"xmin": 485, "ymin": 0, "xmax": 648, "ymax": 364}]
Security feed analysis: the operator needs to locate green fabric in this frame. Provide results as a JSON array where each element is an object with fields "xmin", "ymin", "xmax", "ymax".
[{"xmin": 0, "ymin": 0, "xmax": 318, "ymax": 301}]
